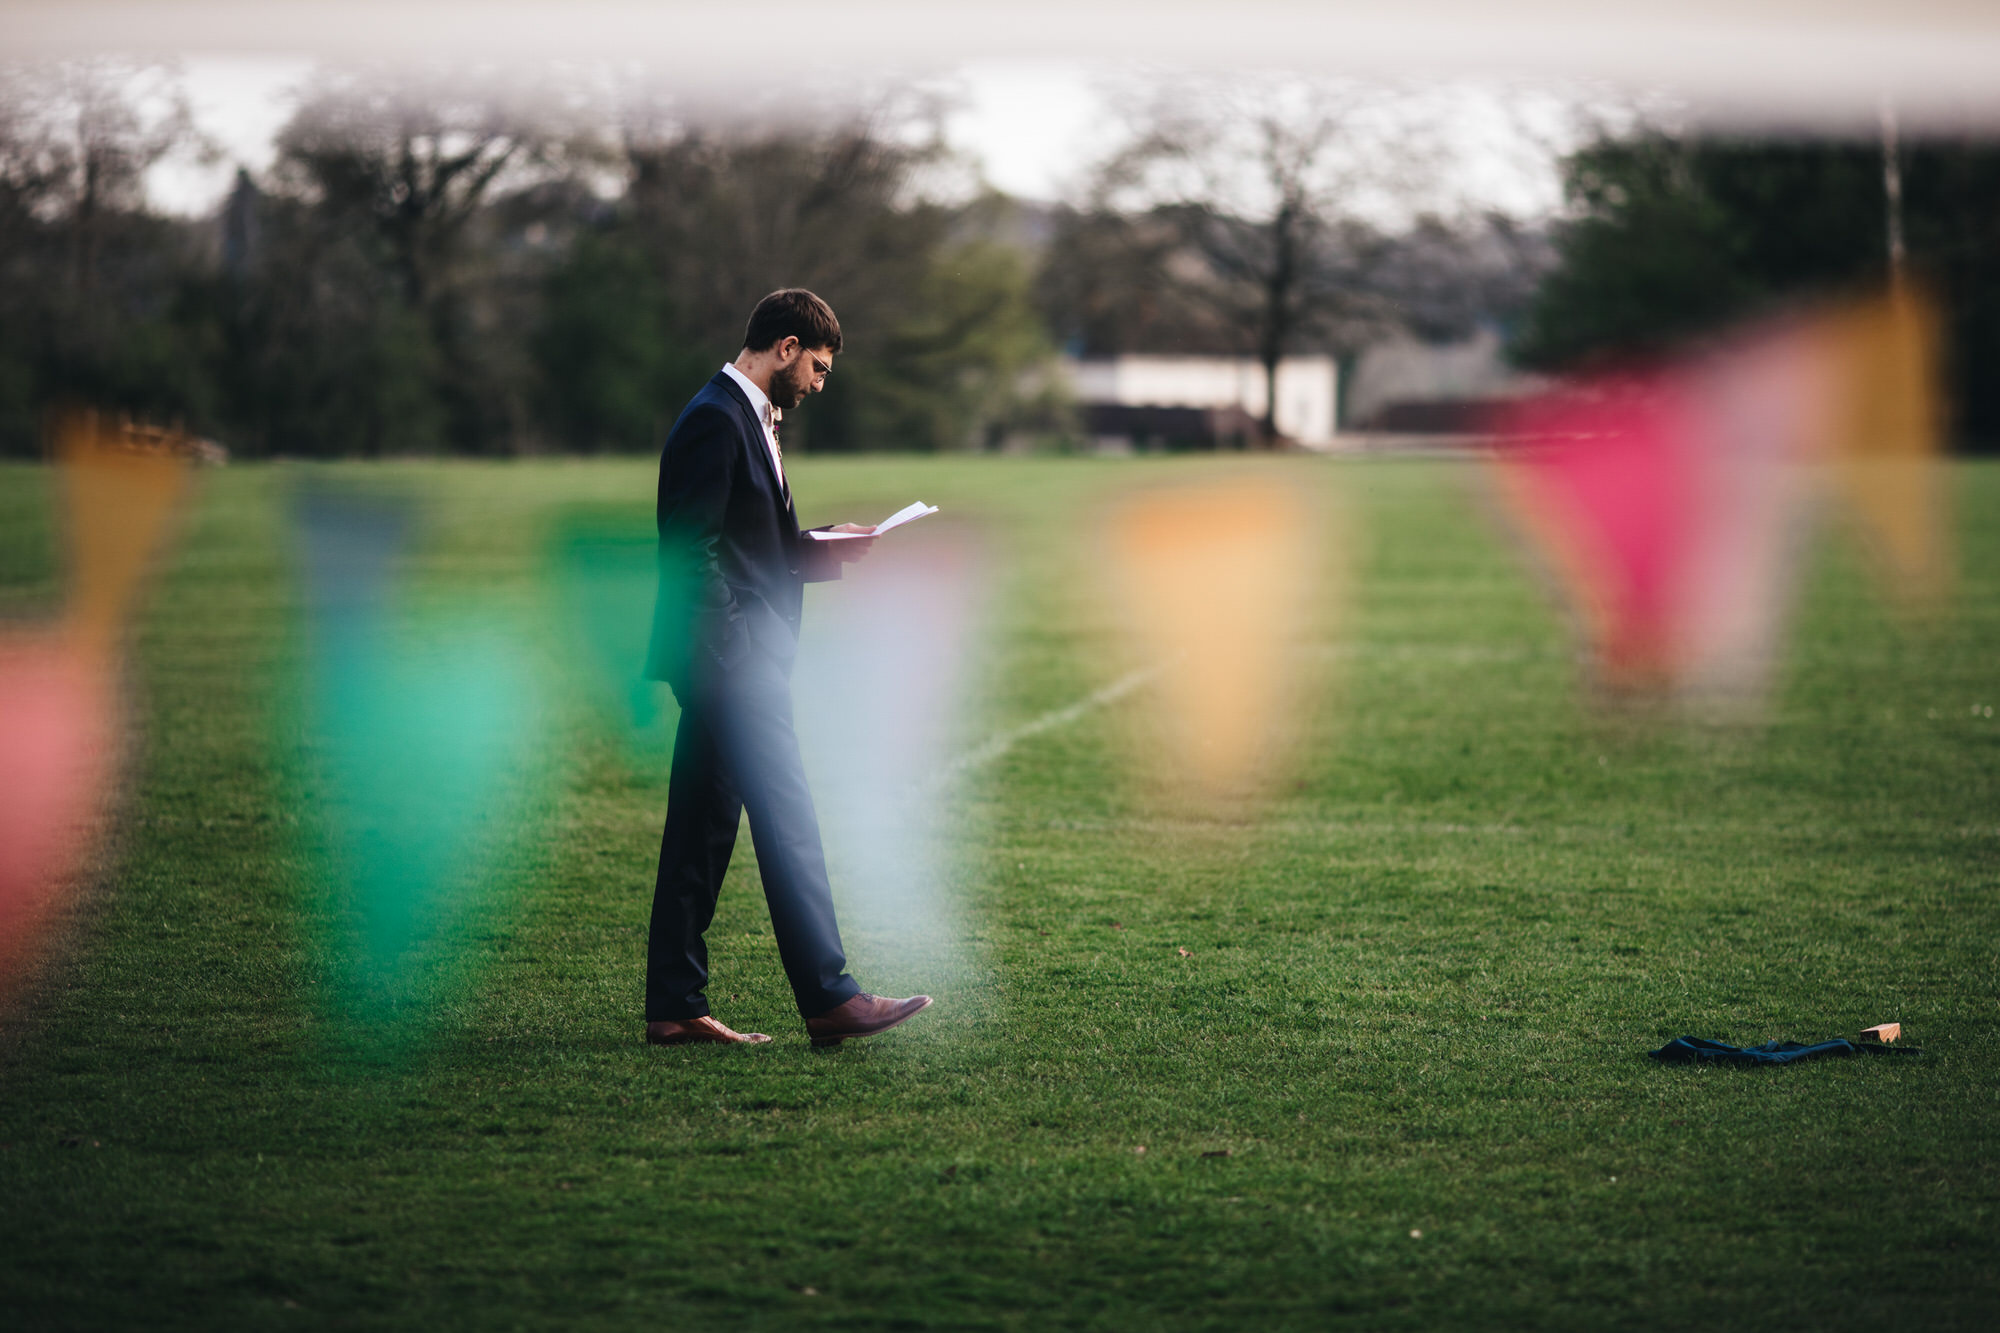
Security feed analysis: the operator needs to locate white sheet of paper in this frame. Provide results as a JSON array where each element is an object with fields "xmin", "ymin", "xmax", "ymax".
[{"xmin": 807, "ymin": 500, "xmax": 938, "ymax": 540}]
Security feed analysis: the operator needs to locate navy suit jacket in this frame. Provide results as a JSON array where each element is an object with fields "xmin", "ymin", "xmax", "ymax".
[{"xmin": 645, "ymin": 371, "xmax": 842, "ymax": 687}]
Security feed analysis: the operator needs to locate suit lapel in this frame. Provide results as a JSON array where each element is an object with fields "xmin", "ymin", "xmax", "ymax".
[{"xmin": 712, "ymin": 372, "xmax": 797, "ymax": 526}]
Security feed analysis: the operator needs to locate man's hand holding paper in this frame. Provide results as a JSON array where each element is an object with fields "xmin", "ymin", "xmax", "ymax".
[
  {"xmin": 823, "ymin": 522, "xmax": 878, "ymax": 562},
  {"xmin": 810, "ymin": 501, "xmax": 938, "ymax": 562}
]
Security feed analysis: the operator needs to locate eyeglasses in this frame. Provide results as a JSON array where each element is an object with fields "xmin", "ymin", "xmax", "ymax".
[{"xmin": 805, "ymin": 349, "xmax": 832, "ymax": 381}]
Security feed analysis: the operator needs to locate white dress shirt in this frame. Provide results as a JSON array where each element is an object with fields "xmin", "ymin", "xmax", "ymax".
[{"xmin": 721, "ymin": 361, "xmax": 786, "ymax": 493}]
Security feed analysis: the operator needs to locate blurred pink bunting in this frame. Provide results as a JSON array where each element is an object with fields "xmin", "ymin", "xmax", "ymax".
[
  {"xmin": 1487, "ymin": 288, "xmax": 1945, "ymax": 709},
  {"xmin": 0, "ymin": 413, "xmax": 191, "ymax": 1004}
]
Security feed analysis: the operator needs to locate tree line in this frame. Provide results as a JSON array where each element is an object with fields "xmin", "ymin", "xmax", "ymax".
[
  {"xmin": 0, "ymin": 66, "xmax": 1065, "ymax": 458},
  {"xmin": 3, "ymin": 62, "xmax": 1994, "ymax": 457}
]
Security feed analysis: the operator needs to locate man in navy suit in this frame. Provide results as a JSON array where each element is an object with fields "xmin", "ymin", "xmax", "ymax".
[{"xmin": 642, "ymin": 289, "xmax": 933, "ymax": 1047}]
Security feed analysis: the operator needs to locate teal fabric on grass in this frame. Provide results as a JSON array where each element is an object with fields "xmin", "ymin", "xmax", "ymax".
[{"xmin": 1649, "ymin": 1036, "xmax": 1920, "ymax": 1065}]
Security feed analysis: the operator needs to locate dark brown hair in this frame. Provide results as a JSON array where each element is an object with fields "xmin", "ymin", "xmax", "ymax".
[{"xmin": 742, "ymin": 289, "xmax": 843, "ymax": 354}]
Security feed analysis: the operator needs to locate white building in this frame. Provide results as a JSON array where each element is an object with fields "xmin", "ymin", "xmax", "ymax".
[{"xmin": 1063, "ymin": 355, "xmax": 1340, "ymax": 449}]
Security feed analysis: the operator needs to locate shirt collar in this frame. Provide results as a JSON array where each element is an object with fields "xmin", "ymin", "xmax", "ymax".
[{"xmin": 721, "ymin": 361, "xmax": 774, "ymax": 422}]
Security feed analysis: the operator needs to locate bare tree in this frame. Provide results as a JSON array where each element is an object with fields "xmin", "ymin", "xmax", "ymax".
[
  {"xmin": 1089, "ymin": 75, "xmax": 1432, "ymax": 444},
  {"xmin": 265, "ymin": 71, "xmax": 605, "ymax": 451},
  {"xmin": 273, "ymin": 71, "xmax": 594, "ymax": 305},
  {"xmin": 614, "ymin": 89, "xmax": 952, "ymax": 345},
  {"xmin": 0, "ymin": 59, "xmax": 196, "ymax": 291}
]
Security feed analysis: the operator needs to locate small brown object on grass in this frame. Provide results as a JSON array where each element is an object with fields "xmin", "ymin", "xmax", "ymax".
[{"xmin": 1860, "ymin": 1022, "xmax": 1901, "ymax": 1043}]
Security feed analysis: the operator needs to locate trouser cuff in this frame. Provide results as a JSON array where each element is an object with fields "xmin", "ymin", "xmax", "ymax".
[{"xmin": 799, "ymin": 976, "xmax": 862, "ymax": 1021}]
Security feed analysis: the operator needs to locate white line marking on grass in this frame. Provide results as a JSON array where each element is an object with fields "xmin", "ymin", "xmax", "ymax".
[
  {"xmin": 925, "ymin": 644, "xmax": 1547, "ymax": 793},
  {"xmin": 929, "ymin": 664, "xmax": 1163, "ymax": 787}
]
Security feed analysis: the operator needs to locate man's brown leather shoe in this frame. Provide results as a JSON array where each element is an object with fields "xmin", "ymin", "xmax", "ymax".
[
  {"xmin": 646, "ymin": 1015, "xmax": 772, "ymax": 1046},
  {"xmin": 805, "ymin": 992, "xmax": 933, "ymax": 1046}
]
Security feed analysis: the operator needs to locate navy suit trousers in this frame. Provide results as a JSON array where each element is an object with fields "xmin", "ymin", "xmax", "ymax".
[{"xmin": 645, "ymin": 649, "xmax": 860, "ymax": 1022}]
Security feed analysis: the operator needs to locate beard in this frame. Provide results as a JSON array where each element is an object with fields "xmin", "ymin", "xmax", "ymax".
[{"xmin": 770, "ymin": 358, "xmax": 813, "ymax": 410}]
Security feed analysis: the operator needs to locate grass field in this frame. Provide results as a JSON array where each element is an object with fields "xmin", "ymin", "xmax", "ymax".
[{"xmin": 2, "ymin": 454, "xmax": 1996, "ymax": 1331}]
